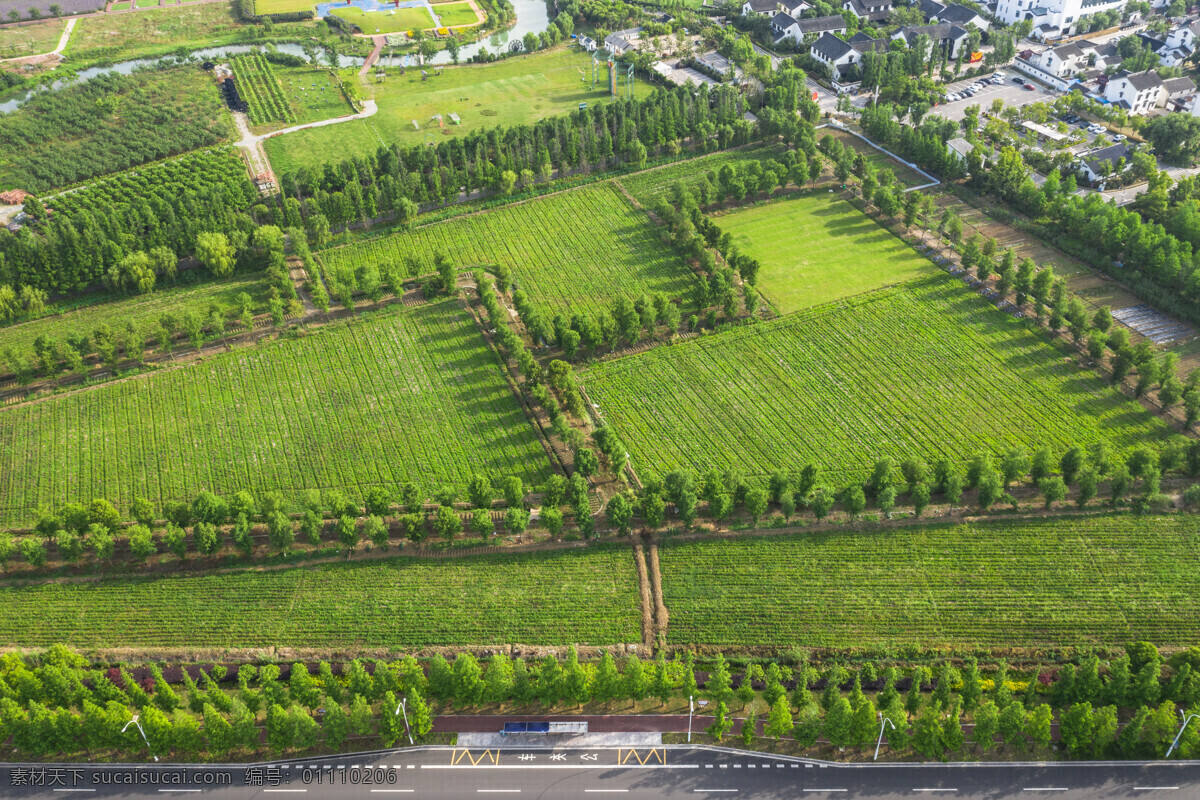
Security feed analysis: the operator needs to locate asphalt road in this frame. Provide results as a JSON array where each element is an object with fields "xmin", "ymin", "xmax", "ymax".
[{"xmin": 4, "ymin": 746, "xmax": 1199, "ymax": 799}]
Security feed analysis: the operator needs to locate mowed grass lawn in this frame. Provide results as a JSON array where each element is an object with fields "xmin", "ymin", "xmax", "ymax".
[
  {"xmin": 721, "ymin": 194, "xmax": 937, "ymax": 313},
  {"xmin": 660, "ymin": 515, "xmax": 1200, "ymax": 649},
  {"xmin": 254, "ymin": 0, "xmax": 314, "ymax": 12},
  {"xmin": 581, "ymin": 274, "xmax": 1173, "ymax": 484},
  {"xmin": 320, "ymin": 183, "xmax": 699, "ymax": 319},
  {"xmin": 330, "ymin": 5, "xmax": 433, "ymax": 33},
  {"xmin": 0, "ymin": 300, "xmax": 551, "ymax": 525},
  {"xmin": 0, "ymin": 546, "xmax": 641, "ymax": 648},
  {"xmin": 434, "ymin": 1, "xmax": 478, "ymax": 26},
  {"xmin": 264, "ymin": 46, "xmax": 651, "ymax": 174},
  {"xmin": 276, "ymin": 65, "xmax": 353, "ymax": 125},
  {"xmin": 0, "ymin": 18, "xmax": 65, "ymax": 58}
]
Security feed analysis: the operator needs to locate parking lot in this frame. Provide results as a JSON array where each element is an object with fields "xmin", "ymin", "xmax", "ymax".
[{"xmin": 934, "ymin": 68, "xmax": 1056, "ymax": 121}]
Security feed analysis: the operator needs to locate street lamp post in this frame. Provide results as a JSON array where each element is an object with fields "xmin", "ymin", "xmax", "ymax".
[
  {"xmin": 874, "ymin": 713, "xmax": 896, "ymax": 761},
  {"xmin": 121, "ymin": 715, "xmax": 158, "ymax": 762},
  {"xmin": 687, "ymin": 696, "xmax": 694, "ymax": 743},
  {"xmin": 395, "ymin": 698, "xmax": 414, "ymax": 746},
  {"xmin": 1165, "ymin": 712, "xmax": 1198, "ymax": 759}
]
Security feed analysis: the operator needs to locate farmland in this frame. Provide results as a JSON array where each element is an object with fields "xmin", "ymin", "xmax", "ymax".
[
  {"xmin": 581, "ymin": 274, "xmax": 1172, "ymax": 484},
  {"xmin": 277, "ymin": 65, "xmax": 353, "ymax": 125},
  {"xmin": 263, "ymin": 46, "xmax": 650, "ymax": 175},
  {"xmin": 0, "ymin": 67, "xmax": 231, "ymax": 193},
  {"xmin": 319, "ymin": 183, "xmax": 699, "ymax": 318},
  {"xmin": 0, "ymin": 274, "xmax": 269, "ymax": 357},
  {"xmin": 659, "ymin": 515, "xmax": 1200, "ymax": 649},
  {"xmin": 231, "ymin": 52, "xmax": 296, "ymax": 126},
  {"xmin": 0, "ymin": 300, "xmax": 551, "ymax": 525},
  {"xmin": 0, "ymin": 17, "xmax": 65, "ymax": 59},
  {"xmin": 718, "ymin": 194, "xmax": 938, "ymax": 313},
  {"xmin": 0, "ymin": 546, "xmax": 641, "ymax": 648}
]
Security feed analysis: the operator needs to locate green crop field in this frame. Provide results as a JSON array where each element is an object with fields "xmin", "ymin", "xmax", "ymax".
[
  {"xmin": 264, "ymin": 46, "xmax": 651, "ymax": 175},
  {"xmin": 719, "ymin": 194, "xmax": 938, "ymax": 313},
  {"xmin": 434, "ymin": 1, "xmax": 478, "ymax": 26},
  {"xmin": 231, "ymin": 53, "xmax": 296, "ymax": 126},
  {"xmin": 0, "ymin": 546, "xmax": 641, "ymax": 648},
  {"xmin": 0, "ymin": 274, "xmax": 269, "ymax": 358},
  {"xmin": 331, "ymin": 5, "xmax": 433, "ymax": 33},
  {"xmin": 581, "ymin": 275, "xmax": 1172, "ymax": 484},
  {"xmin": 319, "ymin": 184, "xmax": 699, "ymax": 318},
  {"xmin": 0, "ymin": 300, "xmax": 550, "ymax": 525},
  {"xmin": 659, "ymin": 515, "xmax": 1200, "ymax": 649}
]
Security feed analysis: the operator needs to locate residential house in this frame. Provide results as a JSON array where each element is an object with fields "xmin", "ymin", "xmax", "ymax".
[
  {"xmin": 920, "ymin": 0, "xmax": 991, "ymax": 31},
  {"xmin": 1103, "ymin": 68, "xmax": 1166, "ymax": 114},
  {"xmin": 946, "ymin": 136, "xmax": 974, "ymax": 164},
  {"xmin": 741, "ymin": 0, "xmax": 777, "ymax": 15},
  {"xmin": 1030, "ymin": 41, "xmax": 1089, "ymax": 77},
  {"xmin": 1076, "ymin": 142, "xmax": 1133, "ymax": 184},
  {"xmin": 695, "ymin": 50, "xmax": 734, "ymax": 77},
  {"xmin": 604, "ymin": 30, "xmax": 638, "ymax": 56},
  {"xmin": 891, "ymin": 23, "xmax": 970, "ymax": 60},
  {"xmin": 810, "ymin": 30, "xmax": 888, "ymax": 77},
  {"xmin": 778, "ymin": 0, "xmax": 813, "ymax": 14},
  {"xmin": 1162, "ymin": 75, "xmax": 1197, "ymax": 111},
  {"xmin": 842, "ymin": 0, "xmax": 893, "ymax": 22},
  {"xmin": 773, "ymin": 12, "xmax": 847, "ymax": 45}
]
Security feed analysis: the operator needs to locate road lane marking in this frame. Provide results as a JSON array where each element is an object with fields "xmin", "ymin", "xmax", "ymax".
[
  {"xmin": 1023, "ymin": 790, "xmax": 1068, "ymax": 793},
  {"xmin": 477, "ymin": 791, "xmax": 521, "ymax": 794},
  {"xmin": 1134, "ymin": 789, "xmax": 1179, "ymax": 792},
  {"xmin": 52, "ymin": 792, "xmax": 96, "ymax": 794},
  {"xmin": 804, "ymin": 791, "xmax": 847, "ymax": 794},
  {"xmin": 584, "ymin": 791, "xmax": 629, "ymax": 793},
  {"xmin": 705, "ymin": 765, "xmax": 714, "ymax": 768},
  {"xmin": 693, "ymin": 791, "xmax": 738, "ymax": 794},
  {"xmin": 423, "ymin": 765, "xmax": 698, "ymax": 770},
  {"xmin": 370, "ymin": 791, "xmax": 415, "ymax": 794},
  {"xmin": 263, "ymin": 792, "xmax": 307, "ymax": 794},
  {"xmin": 913, "ymin": 791, "xmax": 957, "ymax": 794},
  {"xmin": 158, "ymin": 792, "xmax": 201, "ymax": 795}
]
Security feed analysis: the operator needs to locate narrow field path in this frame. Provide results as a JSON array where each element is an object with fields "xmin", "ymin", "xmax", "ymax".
[{"xmin": 357, "ymin": 33, "xmax": 385, "ymax": 77}]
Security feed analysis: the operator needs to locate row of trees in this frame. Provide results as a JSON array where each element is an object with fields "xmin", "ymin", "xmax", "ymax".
[{"xmin": 2, "ymin": 642, "xmax": 1197, "ymax": 759}]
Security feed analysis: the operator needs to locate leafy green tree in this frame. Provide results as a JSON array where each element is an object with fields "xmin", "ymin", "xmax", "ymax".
[
  {"xmin": 321, "ymin": 700, "xmax": 349, "ymax": 750},
  {"xmin": 824, "ymin": 696, "xmax": 855, "ymax": 748},
  {"xmin": 973, "ymin": 700, "xmax": 999, "ymax": 751},
  {"xmin": 593, "ymin": 654, "xmax": 622, "ymax": 708},
  {"xmin": 471, "ymin": 508, "xmax": 492, "ymax": 538},
  {"xmin": 365, "ymin": 515, "xmax": 388, "ymax": 549},
  {"xmin": 707, "ymin": 701, "xmax": 733, "ymax": 741},
  {"xmin": 840, "ymin": 485, "xmax": 866, "ymax": 517},
  {"xmin": 912, "ymin": 701, "xmax": 946, "ymax": 759},
  {"xmin": 505, "ymin": 506, "xmax": 529, "ymax": 535},
  {"xmin": 1027, "ymin": 703, "xmax": 1053, "ymax": 750},
  {"xmin": 744, "ymin": 488, "xmax": 769, "ymax": 526},
  {"xmin": 623, "ymin": 654, "xmax": 648, "ymax": 705},
  {"xmin": 126, "ymin": 526, "xmax": 156, "ymax": 562},
  {"xmin": 606, "ymin": 494, "xmax": 634, "ymax": 536},
  {"xmin": 849, "ymin": 695, "xmax": 877, "ymax": 749},
  {"xmin": 998, "ymin": 701, "xmax": 1027, "ymax": 749},
  {"xmin": 452, "ymin": 654, "xmax": 485, "ymax": 707},
  {"xmin": 434, "ymin": 505, "xmax": 461, "ymax": 540},
  {"xmin": 1060, "ymin": 446, "xmax": 1085, "ymax": 485},
  {"xmin": 765, "ymin": 695, "xmax": 794, "ymax": 740},
  {"xmin": 163, "ymin": 524, "xmax": 187, "ymax": 560},
  {"xmin": 267, "ymin": 511, "xmax": 294, "ymax": 552},
  {"xmin": 1040, "ymin": 476, "xmax": 1068, "ymax": 508}
]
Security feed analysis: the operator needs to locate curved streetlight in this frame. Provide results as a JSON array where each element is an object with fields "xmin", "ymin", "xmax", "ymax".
[
  {"xmin": 121, "ymin": 715, "xmax": 158, "ymax": 762},
  {"xmin": 1165, "ymin": 712, "xmax": 1198, "ymax": 759},
  {"xmin": 394, "ymin": 698, "xmax": 414, "ymax": 746},
  {"xmin": 874, "ymin": 713, "xmax": 896, "ymax": 761}
]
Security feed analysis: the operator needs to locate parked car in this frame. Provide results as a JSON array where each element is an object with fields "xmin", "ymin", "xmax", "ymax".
[
  {"xmin": 992, "ymin": 71, "xmax": 1004, "ymax": 79},
  {"xmin": 1023, "ymin": 83, "xmax": 1036, "ymax": 90},
  {"xmin": 1113, "ymin": 133, "xmax": 1127, "ymax": 141},
  {"xmin": 1011, "ymin": 76, "xmax": 1024, "ymax": 83}
]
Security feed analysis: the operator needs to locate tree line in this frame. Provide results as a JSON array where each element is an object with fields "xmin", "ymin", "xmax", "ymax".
[{"xmin": 1, "ymin": 641, "xmax": 1197, "ymax": 760}]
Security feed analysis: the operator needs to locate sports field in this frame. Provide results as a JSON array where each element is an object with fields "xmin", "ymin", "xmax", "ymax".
[
  {"xmin": 0, "ymin": 301, "xmax": 551, "ymax": 525},
  {"xmin": 330, "ymin": 5, "xmax": 432, "ymax": 32},
  {"xmin": 0, "ymin": 546, "xmax": 641, "ymax": 648},
  {"xmin": 319, "ymin": 183, "xmax": 699, "ymax": 318},
  {"xmin": 719, "ymin": 194, "xmax": 938, "ymax": 313},
  {"xmin": 659, "ymin": 515, "xmax": 1200, "ymax": 649},
  {"xmin": 581, "ymin": 274, "xmax": 1172, "ymax": 484},
  {"xmin": 264, "ymin": 46, "xmax": 651, "ymax": 175}
]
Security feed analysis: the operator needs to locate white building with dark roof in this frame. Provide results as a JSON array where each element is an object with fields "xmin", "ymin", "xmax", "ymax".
[
  {"xmin": 994, "ymin": 0, "xmax": 1124, "ymax": 39},
  {"xmin": 1103, "ymin": 69, "xmax": 1165, "ymax": 114},
  {"xmin": 1076, "ymin": 142, "xmax": 1133, "ymax": 184},
  {"xmin": 842, "ymin": 0, "xmax": 893, "ymax": 21},
  {"xmin": 773, "ymin": 12, "xmax": 847, "ymax": 44},
  {"xmin": 892, "ymin": 23, "xmax": 970, "ymax": 60}
]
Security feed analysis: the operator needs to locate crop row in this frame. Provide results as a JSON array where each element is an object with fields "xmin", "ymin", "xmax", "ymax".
[
  {"xmin": 580, "ymin": 274, "xmax": 1172, "ymax": 484},
  {"xmin": 47, "ymin": 148, "xmax": 256, "ymax": 219},
  {"xmin": 0, "ymin": 301, "xmax": 550, "ymax": 526},
  {"xmin": 231, "ymin": 54, "xmax": 296, "ymax": 126},
  {"xmin": 319, "ymin": 184, "xmax": 700, "ymax": 318},
  {"xmin": 0, "ymin": 547, "xmax": 641, "ymax": 648},
  {"xmin": 659, "ymin": 515, "xmax": 1200, "ymax": 648}
]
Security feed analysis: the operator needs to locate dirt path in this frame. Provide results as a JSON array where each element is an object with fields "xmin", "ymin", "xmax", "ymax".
[
  {"xmin": 645, "ymin": 537, "xmax": 668, "ymax": 645},
  {"xmin": 231, "ymin": 98, "xmax": 378, "ymax": 188},
  {"xmin": 632, "ymin": 541, "xmax": 654, "ymax": 647},
  {"xmin": 357, "ymin": 34, "xmax": 385, "ymax": 78}
]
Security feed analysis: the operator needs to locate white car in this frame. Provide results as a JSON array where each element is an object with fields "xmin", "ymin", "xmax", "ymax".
[
  {"xmin": 1089, "ymin": 125, "xmax": 1105, "ymax": 134},
  {"xmin": 1113, "ymin": 133, "xmax": 1127, "ymax": 141},
  {"xmin": 947, "ymin": 93, "xmax": 960, "ymax": 101}
]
